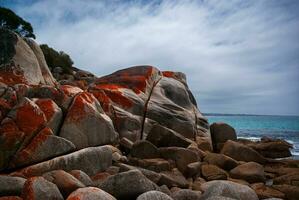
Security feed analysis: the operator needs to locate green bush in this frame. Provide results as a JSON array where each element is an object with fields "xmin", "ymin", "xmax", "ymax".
[
  {"xmin": 40, "ymin": 44, "xmax": 73, "ymax": 73},
  {"xmin": 0, "ymin": 7, "xmax": 36, "ymax": 39}
]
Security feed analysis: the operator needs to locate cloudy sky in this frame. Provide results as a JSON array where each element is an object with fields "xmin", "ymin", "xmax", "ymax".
[{"xmin": 2, "ymin": 0, "xmax": 299, "ymax": 115}]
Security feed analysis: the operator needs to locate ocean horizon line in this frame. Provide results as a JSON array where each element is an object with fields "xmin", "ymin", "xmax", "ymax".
[{"xmin": 203, "ymin": 113, "xmax": 299, "ymax": 117}]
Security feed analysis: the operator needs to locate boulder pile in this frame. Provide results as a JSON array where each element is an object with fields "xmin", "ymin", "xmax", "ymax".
[{"xmin": 0, "ymin": 29, "xmax": 297, "ymax": 199}]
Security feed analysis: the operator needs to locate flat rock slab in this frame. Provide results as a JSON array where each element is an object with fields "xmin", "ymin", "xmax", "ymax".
[{"xmin": 14, "ymin": 146, "xmax": 112, "ymax": 177}]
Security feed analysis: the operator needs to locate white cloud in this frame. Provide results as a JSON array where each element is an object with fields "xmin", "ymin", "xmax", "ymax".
[{"xmin": 11, "ymin": 0, "xmax": 299, "ymax": 115}]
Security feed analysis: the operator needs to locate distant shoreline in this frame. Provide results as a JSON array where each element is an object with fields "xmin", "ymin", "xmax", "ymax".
[{"xmin": 203, "ymin": 113, "xmax": 299, "ymax": 117}]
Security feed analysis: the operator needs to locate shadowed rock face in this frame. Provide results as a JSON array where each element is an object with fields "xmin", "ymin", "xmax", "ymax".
[{"xmin": 0, "ymin": 28, "xmax": 17, "ymax": 65}]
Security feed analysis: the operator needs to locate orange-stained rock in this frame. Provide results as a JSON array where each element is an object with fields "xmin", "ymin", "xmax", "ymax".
[
  {"xmin": 21, "ymin": 176, "xmax": 63, "ymax": 200},
  {"xmin": 66, "ymin": 187, "xmax": 116, "ymax": 200},
  {"xmin": 8, "ymin": 98, "xmax": 46, "ymax": 141},
  {"xmin": 93, "ymin": 66, "xmax": 160, "ymax": 95},
  {"xmin": 42, "ymin": 170, "xmax": 85, "ymax": 198},
  {"xmin": 34, "ymin": 98, "xmax": 63, "ymax": 134},
  {"xmin": 60, "ymin": 92, "xmax": 118, "ymax": 149},
  {"xmin": 0, "ymin": 118, "xmax": 25, "ymax": 170},
  {"xmin": 14, "ymin": 146, "xmax": 112, "ymax": 178},
  {"xmin": 9, "ymin": 127, "xmax": 75, "ymax": 168}
]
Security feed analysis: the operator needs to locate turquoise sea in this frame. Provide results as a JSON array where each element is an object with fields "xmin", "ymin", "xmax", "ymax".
[{"xmin": 205, "ymin": 114, "xmax": 299, "ymax": 158}]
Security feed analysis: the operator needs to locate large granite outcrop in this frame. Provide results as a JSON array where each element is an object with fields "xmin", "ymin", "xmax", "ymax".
[{"xmin": 0, "ymin": 28, "xmax": 209, "ymax": 177}]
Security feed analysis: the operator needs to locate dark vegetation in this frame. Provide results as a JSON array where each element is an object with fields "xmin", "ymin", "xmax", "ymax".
[
  {"xmin": 40, "ymin": 44, "xmax": 74, "ymax": 73},
  {"xmin": 0, "ymin": 6, "xmax": 74, "ymax": 72},
  {"xmin": 0, "ymin": 7, "xmax": 35, "ymax": 39}
]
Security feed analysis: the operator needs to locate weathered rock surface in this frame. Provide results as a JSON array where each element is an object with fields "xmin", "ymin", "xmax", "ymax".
[
  {"xmin": 14, "ymin": 146, "xmax": 112, "ymax": 177},
  {"xmin": 21, "ymin": 176, "xmax": 63, "ymax": 200},
  {"xmin": 230, "ymin": 162, "xmax": 265, "ymax": 183},
  {"xmin": 137, "ymin": 191, "xmax": 173, "ymax": 200},
  {"xmin": 221, "ymin": 140, "xmax": 267, "ymax": 164},
  {"xmin": 146, "ymin": 124, "xmax": 191, "ymax": 148},
  {"xmin": 69, "ymin": 170, "xmax": 93, "ymax": 186},
  {"xmin": 245, "ymin": 137, "xmax": 293, "ymax": 159},
  {"xmin": 42, "ymin": 170, "xmax": 85, "ymax": 197},
  {"xmin": 200, "ymin": 180, "xmax": 259, "ymax": 200},
  {"xmin": 158, "ymin": 168, "xmax": 189, "ymax": 188},
  {"xmin": 99, "ymin": 169, "xmax": 158, "ymax": 200},
  {"xmin": 210, "ymin": 122, "xmax": 236, "ymax": 152},
  {"xmin": 9, "ymin": 127, "xmax": 75, "ymax": 168},
  {"xmin": 60, "ymin": 91, "xmax": 118, "ymax": 149},
  {"xmin": 66, "ymin": 187, "xmax": 116, "ymax": 200},
  {"xmin": 159, "ymin": 147, "xmax": 199, "ymax": 173},
  {"xmin": 203, "ymin": 152, "xmax": 238, "ymax": 171},
  {"xmin": 130, "ymin": 140, "xmax": 160, "ymax": 159},
  {"xmin": 0, "ymin": 176, "xmax": 26, "ymax": 196},
  {"xmin": 89, "ymin": 66, "xmax": 209, "ymax": 142},
  {"xmin": 272, "ymin": 184, "xmax": 299, "ymax": 200},
  {"xmin": 171, "ymin": 189, "xmax": 201, "ymax": 200},
  {"xmin": 251, "ymin": 183, "xmax": 285, "ymax": 199},
  {"xmin": 201, "ymin": 164, "xmax": 228, "ymax": 181}
]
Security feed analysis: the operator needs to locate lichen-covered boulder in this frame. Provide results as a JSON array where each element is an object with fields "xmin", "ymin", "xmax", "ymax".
[
  {"xmin": 89, "ymin": 66, "xmax": 209, "ymax": 143},
  {"xmin": 34, "ymin": 98, "xmax": 63, "ymax": 135},
  {"xmin": 60, "ymin": 92, "xmax": 118, "ymax": 149},
  {"xmin": 9, "ymin": 127, "xmax": 75, "ymax": 168},
  {"xmin": 0, "ymin": 28, "xmax": 55, "ymax": 86}
]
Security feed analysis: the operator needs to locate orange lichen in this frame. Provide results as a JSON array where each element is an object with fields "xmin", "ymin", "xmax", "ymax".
[
  {"xmin": 65, "ymin": 92, "xmax": 97, "ymax": 122},
  {"xmin": 94, "ymin": 66, "xmax": 156, "ymax": 94},
  {"xmin": 0, "ymin": 118, "xmax": 24, "ymax": 149},
  {"xmin": 162, "ymin": 71, "xmax": 175, "ymax": 78},
  {"xmin": 34, "ymin": 99, "xmax": 57, "ymax": 122},
  {"xmin": 15, "ymin": 99, "xmax": 47, "ymax": 135},
  {"xmin": 21, "ymin": 176, "xmax": 39, "ymax": 200},
  {"xmin": 0, "ymin": 65, "xmax": 27, "ymax": 86},
  {"xmin": 91, "ymin": 90, "xmax": 111, "ymax": 112},
  {"xmin": 104, "ymin": 90, "xmax": 133, "ymax": 108},
  {"xmin": 10, "ymin": 127, "xmax": 53, "ymax": 167}
]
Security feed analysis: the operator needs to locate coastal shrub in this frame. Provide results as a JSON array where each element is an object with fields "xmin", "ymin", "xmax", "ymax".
[
  {"xmin": 0, "ymin": 7, "xmax": 36, "ymax": 39},
  {"xmin": 40, "ymin": 44, "xmax": 74, "ymax": 73}
]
